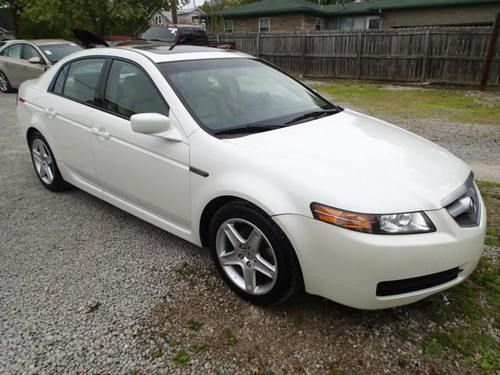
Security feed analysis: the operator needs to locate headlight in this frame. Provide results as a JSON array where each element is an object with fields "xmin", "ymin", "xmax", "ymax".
[{"xmin": 310, "ymin": 203, "xmax": 436, "ymax": 234}]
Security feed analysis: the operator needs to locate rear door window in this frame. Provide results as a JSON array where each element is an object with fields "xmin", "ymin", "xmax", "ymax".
[
  {"xmin": 4, "ymin": 44, "xmax": 22, "ymax": 59},
  {"xmin": 62, "ymin": 59, "xmax": 106, "ymax": 104}
]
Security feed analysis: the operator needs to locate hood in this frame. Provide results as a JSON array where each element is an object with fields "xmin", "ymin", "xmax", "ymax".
[
  {"xmin": 72, "ymin": 28, "xmax": 109, "ymax": 48},
  {"xmin": 226, "ymin": 110, "xmax": 470, "ymax": 214}
]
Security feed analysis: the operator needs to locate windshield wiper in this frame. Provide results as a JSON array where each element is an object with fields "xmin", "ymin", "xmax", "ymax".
[
  {"xmin": 285, "ymin": 108, "xmax": 342, "ymax": 125},
  {"xmin": 213, "ymin": 124, "xmax": 287, "ymax": 136}
]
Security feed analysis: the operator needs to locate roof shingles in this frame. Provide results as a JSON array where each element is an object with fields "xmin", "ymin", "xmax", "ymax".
[{"xmin": 216, "ymin": 0, "xmax": 500, "ymax": 17}]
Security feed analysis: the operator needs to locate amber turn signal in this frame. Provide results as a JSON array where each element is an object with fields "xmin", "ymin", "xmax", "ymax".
[{"xmin": 310, "ymin": 203, "xmax": 377, "ymax": 233}]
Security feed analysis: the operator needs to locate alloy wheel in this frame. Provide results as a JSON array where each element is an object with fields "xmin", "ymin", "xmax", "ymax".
[
  {"xmin": 31, "ymin": 139, "xmax": 55, "ymax": 185},
  {"xmin": 215, "ymin": 218, "xmax": 278, "ymax": 295},
  {"xmin": 0, "ymin": 72, "xmax": 8, "ymax": 92}
]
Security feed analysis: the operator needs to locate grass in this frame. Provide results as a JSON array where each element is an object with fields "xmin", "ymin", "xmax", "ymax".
[
  {"xmin": 418, "ymin": 182, "xmax": 500, "ymax": 373},
  {"xmin": 312, "ymin": 80, "xmax": 500, "ymax": 125},
  {"xmin": 477, "ymin": 181, "xmax": 500, "ymax": 248},
  {"xmin": 151, "ymin": 345, "xmax": 163, "ymax": 360},
  {"xmin": 223, "ymin": 327, "xmax": 238, "ymax": 346},
  {"xmin": 187, "ymin": 319, "xmax": 203, "ymax": 331},
  {"xmin": 172, "ymin": 349, "xmax": 191, "ymax": 365}
]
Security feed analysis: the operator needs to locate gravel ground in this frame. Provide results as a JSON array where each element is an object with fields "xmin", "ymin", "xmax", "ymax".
[
  {"xmin": 0, "ymin": 92, "xmax": 205, "ymax": 373},
  {"xmin": 0, "ymin": 92, "xmax": 498, "ymax": 374}
]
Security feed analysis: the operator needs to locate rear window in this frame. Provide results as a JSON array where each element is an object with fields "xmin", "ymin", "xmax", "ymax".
[{"xmin": 141, "ymin": 26, "xmax": 177, "ymax": 42}]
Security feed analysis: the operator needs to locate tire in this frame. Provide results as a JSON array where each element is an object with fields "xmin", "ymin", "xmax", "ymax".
[
  {"xmin": 209, "ymin": 200, "xmax": 303, "ymax": 305},
  {"xmin": 28, "ymin": 131, "xmax": 71, "ymax": 192},
  {"xmin": 0, "ymin": 71, "xmax": 12, "ymax": 93}
]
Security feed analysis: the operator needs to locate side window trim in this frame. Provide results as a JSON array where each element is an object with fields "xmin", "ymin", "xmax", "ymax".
[
  {"xmin": 95, "ymin": 57, "xmax": 170, "ymax": 121},
  {"xmin": 4, "ymin": 43, "xmax": 23, "ymax": 59},
  {"xmin": 46, "ymin": 55, "xmax": 170, "ymax": 120},
  {"xmin": 22, "ymin": 44, "xmax": 43, "ymax": 61},
  {"xmin": 48, "ymin": 56, "xmax": 108, "ymax": 104}
]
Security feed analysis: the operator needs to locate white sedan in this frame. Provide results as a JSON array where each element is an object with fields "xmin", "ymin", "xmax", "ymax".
[{"xmin": 17, "ymin": 45, "xmax": 486, "ymax": 309}]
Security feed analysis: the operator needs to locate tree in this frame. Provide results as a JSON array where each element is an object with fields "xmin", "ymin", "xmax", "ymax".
[{"xmin": 1, "ymin": 0, "xmax": 189, "ymax": 39}]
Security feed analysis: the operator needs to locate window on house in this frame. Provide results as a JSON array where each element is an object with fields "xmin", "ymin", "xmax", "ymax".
[
  {"xmin": 339, "ymin": 17, "xmax": 353, "ymax": 31},
  {"xmin": 224, "ymin": 20, "xmax": 234, "ymax": 33},
  {"xmin": 367, "ymin": 16, "xmax": 382, "ymax": 30},
  {"xmin": 259, "ymin": 17, "xmax": 270, "ymax": 33},
  {"xmin": 314, "ymin": 18, "xmax": 324, "ymax": 31},
  {"xmin": 154, "ymin": 15, "xmax": 162, "ymax": 25}
]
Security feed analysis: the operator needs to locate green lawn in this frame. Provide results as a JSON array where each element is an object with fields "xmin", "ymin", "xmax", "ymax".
[
  {"xmin": 311, "ymin": 80, "xmax": 500, "ymax": 125},
  {"xmin": 418, "ymin": 182, "xmax": 499, "ymax": 373}
]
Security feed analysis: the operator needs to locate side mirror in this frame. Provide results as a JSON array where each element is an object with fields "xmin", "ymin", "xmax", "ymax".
[
  {"xmin": 28, "ymin": 56, "xmax": 43, "ymax": 64},
  {"xmin": 131, "ymin": 113, "xmax": 171, "ymax": 134},
  {"xmin": 130, "ymin": 113, "xmax": 183, "ymax": 141}
]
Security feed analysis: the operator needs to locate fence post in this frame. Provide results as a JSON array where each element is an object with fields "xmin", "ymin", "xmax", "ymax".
[
  {"xmin": 301, "ymin": 31, "xmax": 307, "ymax": 77},
  {"xmin": 480, "ymin": 13, "xmax": 500, "ymax": 91},
  {"xmin": 256, "ymin": 32, "xmax": 260, "ymax": 58},
  {"xmin": 421, "ymin": 29, "xmax": 431, "ymax": 82},
  {"xmin": 357, "ymin": 31, "xmax": 363, "ymax": 79}
]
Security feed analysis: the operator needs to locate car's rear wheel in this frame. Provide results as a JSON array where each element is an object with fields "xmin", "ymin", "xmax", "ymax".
[
  {"xmin": 0, "ymin": 71, "xmax": 12, "ymax": 93},
  {"xmin": 209, "ymin": 201, "xmax": 302, "ymax": 305},
  {"xmin": 29, "ymin": 132, "xmax": 71, "ymax": 192}
]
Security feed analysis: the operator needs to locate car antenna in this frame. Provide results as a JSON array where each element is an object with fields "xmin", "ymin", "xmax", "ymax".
[{"xmin": 169, "ymin": 27, "xmax": 181, "ymax": 51}]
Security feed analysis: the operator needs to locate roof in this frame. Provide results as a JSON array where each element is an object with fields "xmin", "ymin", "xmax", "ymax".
[
  {"xmin": 3, "ymin": 39, "xmax": 73, "ymax": 45},
  {"xmin": 178, "ymin": 7, "xmax": 205, "ymax": 16},
  {"xmin": 216, "ymin": 0, "xmax": 500, "ymax": 17},
  {"xmin": 31, "ymin": 39, "xmax": 74, "ymax": 45},
  {"xmin": 216, "ymin": 0, "xmax": 323, "ymax": 17},
  {"xmin": 117, "ymin": 44, "xmax": 249, "ymax": 63}
]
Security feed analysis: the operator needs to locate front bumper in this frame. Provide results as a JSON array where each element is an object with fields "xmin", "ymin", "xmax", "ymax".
[{"xmin": 273, "ymin": 199, "xmax": 486, "ymax": 310}]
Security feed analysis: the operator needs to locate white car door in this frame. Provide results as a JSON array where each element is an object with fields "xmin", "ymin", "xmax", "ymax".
[
  {"xmin": 44, "ymin": 58, "xmax": 107, "ymax": 186},
  {"xmin": 90, "ymin": 59, "xmax": 191, "ymax": 230}
]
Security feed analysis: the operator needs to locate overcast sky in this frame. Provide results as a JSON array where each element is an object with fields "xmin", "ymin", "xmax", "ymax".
[{"xmin": 181, "ymin": 0, "xmax": 207, "ymax": 9}]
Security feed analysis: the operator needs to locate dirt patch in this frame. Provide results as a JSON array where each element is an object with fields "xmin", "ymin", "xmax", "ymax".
[{"xmin": 142, "ymin": 257, "xmax": 497, "ymax": 374}]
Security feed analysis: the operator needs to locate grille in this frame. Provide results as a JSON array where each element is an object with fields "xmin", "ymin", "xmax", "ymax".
[
  {"xmin": 376, "ymin": 268, "xmax": 460, "ymax": 297},
  {"xmin": 445, "ymin": 173, "xmax": 481, "ymax": 227}
]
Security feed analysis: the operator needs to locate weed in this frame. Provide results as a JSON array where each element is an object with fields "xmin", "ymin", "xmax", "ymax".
[
  {"xmin": 151, "ymin": 345, "xmax": 163, "ymax": 360},
  {"xmin": 172, "ymin": 349, "xmax": 191, "ymax": 365},
  {"xmin": 223, "ymin": 327, "xmax": 238, "ymax": 346},
  {"xmin": 190, "ymin": 342, "xmax": 207, "ymax": 353},
  {"xmin": 187, "ymin": 319, "xmax": 203, "ymax": 331}
]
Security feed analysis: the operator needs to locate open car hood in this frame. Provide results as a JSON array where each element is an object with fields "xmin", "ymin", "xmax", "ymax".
[{"xmin": 72, "ymin": 28, "xmax": 109, "ymax": 48}]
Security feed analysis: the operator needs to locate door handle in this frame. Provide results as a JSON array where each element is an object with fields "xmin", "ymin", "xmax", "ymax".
[
  {"xmin": 44, "ymin": 108, "xmax": 56, "ymax": 118},
  {"xmin": 92, "ymin": 127, "xmax": 111, "ymax": 139}
]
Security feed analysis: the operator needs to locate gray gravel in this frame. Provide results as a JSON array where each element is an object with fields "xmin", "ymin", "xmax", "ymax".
[{"xmin": 0, "ymin": 93, "xmax": 206, "ymax": 374}]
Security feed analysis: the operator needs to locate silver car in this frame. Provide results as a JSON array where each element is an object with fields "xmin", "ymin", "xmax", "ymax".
[{"xmin": 0, "ymin": 39, "xmax": 82, "ymax": 93}]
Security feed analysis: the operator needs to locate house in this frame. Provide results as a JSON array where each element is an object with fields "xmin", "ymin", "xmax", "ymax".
[
  {"xmin": 178, "ymin": 7, "xmax": 206, "ymax": 25},
  {"xmin": 212, "ymin": 0, "xmax": 500, "ymax": 33},
  {"xmin": 150, "ymin": 10, "xmax": 173, "ymax": 26}
]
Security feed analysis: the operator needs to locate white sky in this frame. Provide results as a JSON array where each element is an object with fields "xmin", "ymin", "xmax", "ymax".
[{"xmin": 181, "ymin": 0, "xmax": 208, "ymax": 9}]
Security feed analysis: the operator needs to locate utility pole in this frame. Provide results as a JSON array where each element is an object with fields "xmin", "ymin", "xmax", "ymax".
[
  {"xmin": 171, "ymin": 0, "xmax": 178, "ymax": 25},
  {"xmin": 480, "ymin": 13, "xmax": 499, "ymax": 91}
]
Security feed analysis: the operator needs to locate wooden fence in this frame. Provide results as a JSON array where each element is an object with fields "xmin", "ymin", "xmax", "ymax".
[{"xmin": 216, "ymin": 27, "xmax": 500, "ymax": 86}]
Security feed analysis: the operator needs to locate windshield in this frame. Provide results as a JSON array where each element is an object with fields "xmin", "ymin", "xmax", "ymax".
[
  {"xmin": 39, "ymin": 43, "xmax": 82, "ymax": 63},
  {"xmin": 158, "ymin": 59, "xmax": 339, "ymax": 134},
  {"xmin": 141, "ymin": 26, "xmax": 177, "ymax": 42}
]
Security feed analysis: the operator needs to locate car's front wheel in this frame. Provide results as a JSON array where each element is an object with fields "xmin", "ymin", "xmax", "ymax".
[
  {"xmin": 0, "ymin": 71, "xmax": 12, "ymax": 93},
  {"xmin": 29, "ymin": 132, "xmax": 70, "ymax": 192},
  {"xmin": 209, "ymin": 201, "xmax": 302, "ymax": 305}
]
